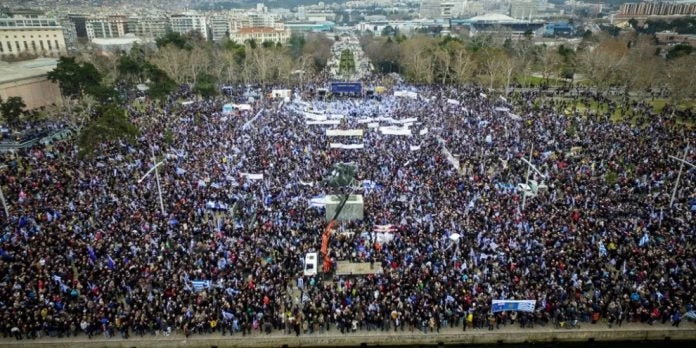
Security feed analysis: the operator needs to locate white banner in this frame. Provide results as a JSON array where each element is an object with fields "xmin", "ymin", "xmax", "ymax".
[
  {"xmin": 304, "ymin": 112, "xmax": 327, "ymax": 121},
  {"xmin": 307, "ymin": 120, "xmax": 341, "ymax": 125},
  {"xmin": 410, "ymin": 145, "xmax": 421, "ymax": 151},
  {"xmin": 326, "ymin": 129, "xmax": 363, "ymax": 137},
  {"xmin": 380, "ymin": 127, "xmax": 411, "ymax": 136},
  {"xmin": 419, "ymin": 128, "xmax": 429, "ymax": 135},
  {"xmin": 241, "ymin": 173, "xmax": 263, "ymax": 180},
  {"xmin": 447, "ymin": 99, "xmax": 460, "ymax": 105},
  {"xmin": 491, "ymin": 300, "xmax": 536, "ymax": 313},
  {"xmin": 367, "ymin": 122, "xmax": 380, "ymax": 128},
  {"xmin": 395, "ymin": 90, "xmax": 418, "ymax": 99},
  {"xmin": 329, "ymin": 143, "xmax": 364, "ymax": 149}
]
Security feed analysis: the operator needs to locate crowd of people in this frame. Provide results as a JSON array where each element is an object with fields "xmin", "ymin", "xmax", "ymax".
[{"xmin": 0, "ymin": 77, "xmax": 694, "ymax": 342}]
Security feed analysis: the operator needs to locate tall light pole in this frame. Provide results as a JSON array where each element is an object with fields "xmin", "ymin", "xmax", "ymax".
[
  {"xmin": 521, "ymin": 143, "xmax": 534, "ymax": 211},
  {"xmin": 669, "ymin": 143, "xmax": 693, "ymax": 208},
  {"xmin": 0, "ymin": 165, "xmax": 8, "ymax": 219},
  {"xmin": 139, "ymin": 147, "xmax": 166, "ymax": 216}
]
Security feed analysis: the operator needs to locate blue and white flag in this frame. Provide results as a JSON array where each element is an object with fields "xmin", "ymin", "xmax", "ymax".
[
  {"xmin": 191, "ymin": 280, "xmax": 211, "ymax": 292},
  {"xmin": 222, "ymin": 310, "xmax": 234, "ymax": 320},
  {"xmin": 639, "ymin": 233, "xmax": 649, "ymax": 247},
  {"xmin": 491, "ymin": 299, "xmax": 536, "ymax": 313},
  {"xmin": 598, "ymin": 241, "xmax": 607, "ymax": 256},
  {"xmin": 107, "ymin": 255, "xmax": 115, "ymax": 270},
  {"xmin": 309, "ymin": 195, "xmax": 327, "ymax": 208}
]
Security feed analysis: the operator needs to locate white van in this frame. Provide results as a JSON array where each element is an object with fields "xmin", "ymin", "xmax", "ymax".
[{"xmin": 303, "ymin": 252, "xmax": 318, "ymax": 276}]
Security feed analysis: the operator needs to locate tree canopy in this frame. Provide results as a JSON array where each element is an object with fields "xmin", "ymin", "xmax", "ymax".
[
  {"xmin": 77, "ymin": 104, "xmax": 140, "ymax": 157},
  {"xmin": 47, "ymin": 57, "xmax": 102, "ymax": 99},
  {"xmin": 0, "ymin": 96, "xmax": 26, "ymax": 127}
]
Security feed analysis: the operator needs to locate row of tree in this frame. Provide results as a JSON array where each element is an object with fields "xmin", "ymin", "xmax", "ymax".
[{"xmin": 361, "ymin": 32, "xmax": 696, "ymax": 104}]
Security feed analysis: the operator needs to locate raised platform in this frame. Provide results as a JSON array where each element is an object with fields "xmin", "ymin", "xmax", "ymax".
[
  {"xmin": 0, "ymin": 323, "xmax": 693, "ymax": 348},
  {"xmin": 335, "ymin": 260, "xmax": 383, "ymax": 276}
]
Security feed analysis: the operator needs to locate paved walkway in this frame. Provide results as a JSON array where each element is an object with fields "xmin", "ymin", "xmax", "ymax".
[{"xmin": 1, "ymin": 322, "xmax": 694, "ymax": 348}]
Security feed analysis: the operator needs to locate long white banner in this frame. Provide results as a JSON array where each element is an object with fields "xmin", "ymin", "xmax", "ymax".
[
  {"xmin": 329, "ymin": 143, "xmax": 364, "ymax": 149},
  {"xmin": 380, "ymin": 127, "xmax": 411, "ymax": 136},
  {"xmin": 307, "ymin": 120, "xmax": 341, "ymax": 125},
  {"xmin": 241, "ymin": 173, "xmax": 263, "ymax": 180},
  {"xmin": 491, "ymin": 300, "xmax": 536, "ymax": 313},
  {"xmin": 304, "ymin": 112, "xmax": 327, "ymax": 121},
  {"xmin": 326, "ymin": 129, "xmax": 363, "ymax": 137}
]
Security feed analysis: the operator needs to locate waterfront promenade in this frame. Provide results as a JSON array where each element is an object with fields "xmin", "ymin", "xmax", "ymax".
[{"xmin": 1, "ymin": 323, "xmax": 694, "ymax": 348}]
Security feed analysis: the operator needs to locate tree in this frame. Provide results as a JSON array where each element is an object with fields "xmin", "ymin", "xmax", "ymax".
[
  {"xmin": 663, "ymin": 55, "xmax": 696, "ymax": 114},
  {"xmin": 400, "ymin": 36, "xmax": 436, "ymax": 84},
  {"xmin": 450, "ymin": 42, "xmax": 474, "ymax": 86},
  {"xmin": 666, "ymin": 44, "xmax": 694, "ymax": 60},
  {"xmin": 0, "ymin": 96, "xmax": 25, "ymax": 127},
  {"xmin": 48, "ymin": 57, "xmax": 102, "ymax": 99},
  {"xmin": 117, "ymin": 53, "xmax": 146, "ymax": 84},
  {"xmin": 77, "ymin": 104, "xmax": 139, "ymax": 157},
  {"xmin": 156, "ymin": 31, "xmax": 188, "ymax": 50},
  {"xmin": 145, "ymin": 64, "xmax": 177, "ymax": 101},
  {"xmin": 193, "ymin": 72, "xmax": 218, "ymax": 99}
]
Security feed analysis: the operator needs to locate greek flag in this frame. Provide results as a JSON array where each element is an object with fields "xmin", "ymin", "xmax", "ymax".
[
  {"xmin": 107, "ymin": 255, "xmax": 115, "ymax": 270},
  {"xmin": 598, "ymin": 241, "xmax": 607, "ymax": 257},
  {"xmin": 639, "ymin": 233, "xmax": 649, "ymax": 247},
  {"xmin": 191, "ymin": 280, "xmax": 211, "ymax": 292}
]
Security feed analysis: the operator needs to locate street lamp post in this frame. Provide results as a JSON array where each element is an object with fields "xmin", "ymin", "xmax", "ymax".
[
  {"xmin": 669, "ymin": 143, "xmax": 694, "ymax": 208},
  {"xmin": 521, "ymin": 144, "xmax": 534, "ymax": 211},
  {"xmin": 139, "ymin": 147, "xmax": 166, "ymax": 216},
  {"xmin": 0, "ymin": 165, "xmax": 8, "ymax": 219}
]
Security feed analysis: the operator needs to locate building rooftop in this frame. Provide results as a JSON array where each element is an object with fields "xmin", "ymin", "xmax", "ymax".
[
  {"xmin": 236, "ymin": 27, "xmax": 279, "ymax": 34},
  {"xmin": 0, "ymin": 57, "xmax": 58, "ymax": 84},
  {"xmin": 469, "ymin": 13, "xmax": 518, "ymax": 23}
]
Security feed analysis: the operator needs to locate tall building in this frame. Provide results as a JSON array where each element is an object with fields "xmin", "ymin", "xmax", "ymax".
[
  {"xmin": 127, "ymin": 16, "xmax": 169, "ymax": 39},
  {"xmin": 0, "ymin": 15, "xmax": 67, "ymax": 58},
  {"xmin": 420, "ymin": 0, "xmax": 442, "ymax": 19},
  {"xmin": 208, "ymin": 15, "xmax": 231, "ymax": 41},
  {"xmin": 66, "ymin": 14, "xmax": 88, "ymax": 39},
  {"xmin": 85, "ymin": 15, "xmax": 128, "ymax": 40},
  {"xmin": 510, "ymin": 1, "xmax": 538, "ymax": 20},
  {"xmin": 170, "ymin": 13, "xmax": 208, "ymax": 40}
]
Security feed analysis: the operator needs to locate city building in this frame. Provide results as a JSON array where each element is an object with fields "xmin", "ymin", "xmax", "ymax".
[
  {"xmin": 229, "ymin": 26, "xmax": 290, "ymax": 45},
  {"xmin": 420, "ymin": 0, "xmax": 442, "ymax": 19},
  {"xmin": 510, "ymin": 1, "xmax": 539, "ymax": 20},
  {"xmin": 91, "ymin": 35, "xmax": 154, "ymax": 54},
  {"xmin": 60, "ymin": 18, "xmax": 78, "ymax": 51},
  {"xmin": 127, "ymin": 15, "xmax": 169, "ymax": 39},
  {"xmin": 655, "ymin": 30, "xmax": 696, "ymax": 46},
  {"xmin": 66, "ymin": 14, "xmax": 88, "ymax": 39},
  {"xmin": 619, "ymin": 1, "xmax": 696, "ymax": 16},
  {"xmin": 284, "ymin": 21, "xmax": 335, "ymax": 34},
  {"xmin": 170, "ymin": 12, "xmax": 208, "ymax": 39},
  {"xmin": 451, "ymin": 13, "xmax": 544, "ymax": 39},
  {"xmin": 85, "ymin": 15, "xmax": 128, "ymax": 40},
  {"xmin": 0, "ymin": 58, "xmax": 61, "ymax": 109},
  {"xmin": 208, "ymin": 15, "xmax": 231, "ymax": 41},
  {"xmin": 0, "ymin": 15, "xmax": 67, "ymax": 58}
]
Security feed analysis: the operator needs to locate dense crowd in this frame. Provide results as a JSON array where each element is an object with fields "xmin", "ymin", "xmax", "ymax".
[{"xmin": 0, "ymin": 80, "xmax": 694, "ymax": 341}]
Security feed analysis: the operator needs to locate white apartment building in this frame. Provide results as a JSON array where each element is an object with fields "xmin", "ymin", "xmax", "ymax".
[
  {"xmin": 209, "ymin": 16, "xmax": 232, "ymax": 41},
  {"xmin": 170, "ymin": 13, "xmax": 208, "ymax": 40},
  {"xmin": 127, "ymin": 16, "xmax": 169, "ymax": 39},
  {"xmin": 85, "ymin": 15, "xmax": 128, "ymax": 40},
  {"xmin": 229, "ymin": 26, "xmax": 290, "ymax": 45},
  {"xmin": 0, "ymin": 17, "xmax": 67, "ymax": 58}
]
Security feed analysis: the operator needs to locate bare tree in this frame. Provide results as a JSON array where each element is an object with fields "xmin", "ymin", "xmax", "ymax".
[
  {"xmin": 400, "ymin": 36, "xmax": 436, "ymax": 84},
  {"xmin": 450, "ymin": 41, "xmax": 474, "ymax": 86}
]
